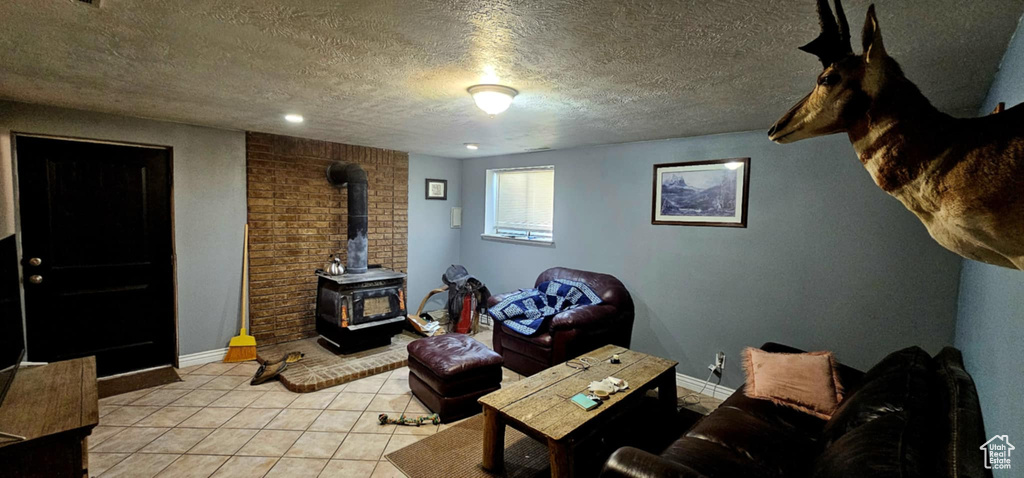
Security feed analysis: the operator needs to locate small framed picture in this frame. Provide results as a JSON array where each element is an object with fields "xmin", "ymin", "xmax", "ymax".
[
  {"xmin": 425, "ymin": 178, "xmax": 448, "ymax": 200},
  {"xmin": 652, "ymin": 158, "xmax": 750, "ymax": 227}
]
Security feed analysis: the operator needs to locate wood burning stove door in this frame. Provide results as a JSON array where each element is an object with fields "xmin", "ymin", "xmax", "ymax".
[{"xmin": 350, "ymin": 288, "xmax": 403, "ymax": 326}]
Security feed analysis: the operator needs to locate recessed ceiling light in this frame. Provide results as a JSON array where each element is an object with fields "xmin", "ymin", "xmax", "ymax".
[
  {"xmin": 724, "ymin": 161, "xmax": 743, "ymax": 170},
  {"xmin": 465, "ymin": 143, "xmax": 479, "ymax": 150},
  {"xmin": 284, "ymin": 114, "xmax": 304, "ymax": 123},
  {"xmin": 467, "ymin": 85, "xmax": 518, "ymax": 116}
]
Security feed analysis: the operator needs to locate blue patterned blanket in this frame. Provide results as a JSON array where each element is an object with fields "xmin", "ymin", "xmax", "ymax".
[{"xmin": 487, "ymin": 279, "xmax": 603, "ymax": 336}]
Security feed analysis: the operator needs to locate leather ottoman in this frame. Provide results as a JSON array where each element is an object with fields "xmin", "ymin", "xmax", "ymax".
[{"xmin": 407, "ymin": 334, "xmax": 503, "ymax": 423}]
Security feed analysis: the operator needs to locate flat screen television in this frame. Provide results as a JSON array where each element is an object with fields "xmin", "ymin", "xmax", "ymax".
[{"xmin": 0, "ymin": 234, "xmax": 25, "ymax": 408}]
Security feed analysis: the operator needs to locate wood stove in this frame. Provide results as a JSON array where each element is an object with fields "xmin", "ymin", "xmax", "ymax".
[
  {"xmin": 315, "ymin": 269, "xmax": 407, "ymax": 353},
  {"xmin": 315, "ymin": 161, "xmax": 406, "ymax": 353}
]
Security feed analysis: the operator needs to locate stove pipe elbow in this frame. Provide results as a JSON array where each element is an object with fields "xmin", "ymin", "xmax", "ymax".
[{"xmin": 326, "ymin": 162, "xmax": 368, "ymax": 274}]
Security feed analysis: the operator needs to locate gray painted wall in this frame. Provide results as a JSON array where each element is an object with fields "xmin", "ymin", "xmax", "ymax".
[
  {"xmin": 460, "ymin": 131, "xmax": 963, "ymax": 388},
  {"xmin": 0, "ymin": 101, "xmax": 247, "ymax": 356},
  {"xmin": 407, "ymin": 154, "xmax": 462, "ymax": 313},
  {"xmin": 954, "ymin": 14, "xmax": 1024, "ymax": 459}
]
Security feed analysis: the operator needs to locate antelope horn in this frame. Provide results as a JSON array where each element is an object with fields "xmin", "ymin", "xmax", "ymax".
[{"xmin": 799, "ymin": 0, "xmax": 853, "ymax": 67}]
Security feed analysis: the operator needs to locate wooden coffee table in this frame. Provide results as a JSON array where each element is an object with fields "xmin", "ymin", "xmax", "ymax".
[{"xmin": 478, "ymin": 345, "xmax": 677, "ymax": 477}]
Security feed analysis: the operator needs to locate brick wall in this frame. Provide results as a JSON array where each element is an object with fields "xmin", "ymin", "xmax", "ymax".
[{"xmin": 246, "ymin": 132, "xmax": 408, "ymax": 345}]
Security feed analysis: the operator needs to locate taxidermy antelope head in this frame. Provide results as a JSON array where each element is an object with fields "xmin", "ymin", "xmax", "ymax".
[{"xmin": 769, "ymin": 1, "xmax": 1024, "ymax": 270}]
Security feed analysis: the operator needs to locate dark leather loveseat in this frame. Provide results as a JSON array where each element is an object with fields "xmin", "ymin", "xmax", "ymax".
[
  {"xmin": 487, "ymin": 267, "xmax": 635, "ymax": 376},
  {"xmin": 602, "ymin": 343, "xmax": 990, "ymax": 478}
]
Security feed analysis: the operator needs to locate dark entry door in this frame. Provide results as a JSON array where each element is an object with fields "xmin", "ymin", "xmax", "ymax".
[{"xmin": 16, "ymin": 136, "xmax": 174, "ymax": 376}]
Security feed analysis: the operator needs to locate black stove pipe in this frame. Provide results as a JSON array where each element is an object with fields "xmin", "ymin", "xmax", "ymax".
[{"xmin": 326, "ymin": 162, "xmax": 368, "ymax": 274}]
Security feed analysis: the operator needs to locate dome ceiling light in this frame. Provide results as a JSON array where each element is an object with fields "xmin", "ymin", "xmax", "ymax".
[{"xmin": 467, "ymin": 84, "xmax": 518, "ymax": 116}]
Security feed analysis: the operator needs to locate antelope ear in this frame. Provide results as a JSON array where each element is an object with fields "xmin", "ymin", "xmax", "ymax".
[{"xmin": 861, "ymin": 4, "xmax": 886, "ymax": 63}]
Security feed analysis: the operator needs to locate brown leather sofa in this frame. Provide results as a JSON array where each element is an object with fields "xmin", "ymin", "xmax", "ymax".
[
  {"xmin": 487, "ymin": 267, "xmax": 635, "ymax": 376},
  {"xmin": 602, "ymin": 343, "xmax": 990, "ymax": 478}
]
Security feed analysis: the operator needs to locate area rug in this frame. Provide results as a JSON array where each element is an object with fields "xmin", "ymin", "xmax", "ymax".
[
  {"xmin": 257, "ymin": 332, "xmax": 418, "ymax": 392},
  {"xmin": 386, "ymin": 415, "xmax": 549, "ymax": 478},
  {"xmin": 98, "ymin": 366, "xmax": 181, "ymax": 398}
]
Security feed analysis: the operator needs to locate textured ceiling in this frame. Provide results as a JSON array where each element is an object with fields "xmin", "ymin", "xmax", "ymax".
[{"xmin": 1, "ymin": 0, "xmax": 1021, "ymax": 158}]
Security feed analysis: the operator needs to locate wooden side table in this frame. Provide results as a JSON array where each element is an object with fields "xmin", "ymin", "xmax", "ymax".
[
  {"xmin": 0, "ymin": 357, "xmax": 99, "ymax": 478},
  {"xmin": 478, "ymin": 345, "xmax": 677, "ymax": 478}
]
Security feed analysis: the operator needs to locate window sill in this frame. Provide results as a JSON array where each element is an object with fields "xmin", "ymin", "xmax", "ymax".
[{"xmin": 480, "ymin": 233, "xmax": 555, "ymax": 247}]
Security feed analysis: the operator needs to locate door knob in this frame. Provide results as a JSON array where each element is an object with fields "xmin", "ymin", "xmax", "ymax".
[
  {"xmin": 28, "ymin": 257, "xmax": 42, "ymax": 267},
  {"xmin": 28, "ymin": 275, "xmax": 43, "ymax": 284}
]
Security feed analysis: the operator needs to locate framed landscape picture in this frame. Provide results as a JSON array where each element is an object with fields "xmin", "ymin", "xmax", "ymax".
[
  {"xmin": 425, "ymin": 178, "xmax": 447, "ymax": 200},
  {"xmin": 652, "ymin": 158, "xmax": 750, "ymax": 227}
]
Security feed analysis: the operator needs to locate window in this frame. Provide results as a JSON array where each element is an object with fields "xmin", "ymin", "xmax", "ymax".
[{"xmin": 483, "ymin": 166, "xmax": 554, "ymax": 243}]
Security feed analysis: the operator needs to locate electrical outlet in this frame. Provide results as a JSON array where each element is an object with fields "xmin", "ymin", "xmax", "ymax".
[{"xmin": 715, "ymin": 351, "xmax": 726, "ymax": 371}]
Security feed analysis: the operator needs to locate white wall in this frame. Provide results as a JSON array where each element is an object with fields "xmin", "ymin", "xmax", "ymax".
[
  {"xmin": 460, "ymin": 131, "xmax": 964, "ymax": 388},
  {"xmin": 407, "ymin": 154, "xmax": 462, "ymax": 313},
  {"xmin": 0, "ymin": 101, "xmax": 247, "ymax": 357}
]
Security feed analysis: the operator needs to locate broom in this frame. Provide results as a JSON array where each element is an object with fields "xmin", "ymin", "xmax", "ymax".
[{"xmin": 224, "ymin": 224, "xmax": 257, "ymax": 362}]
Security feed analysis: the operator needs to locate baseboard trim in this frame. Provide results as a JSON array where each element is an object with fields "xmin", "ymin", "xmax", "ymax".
[
  {"xmin": 178, "ymin": 347, "xmax": 228, "ymax": 368},
  {"xmin": 676, "ymin": 372, "xmax": 735, "ymax": 400}
]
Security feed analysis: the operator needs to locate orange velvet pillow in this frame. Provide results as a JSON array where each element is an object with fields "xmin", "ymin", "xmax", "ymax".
[{"xmin": 742, "ymin": 347, "xmax": 844, "ymax": 419}]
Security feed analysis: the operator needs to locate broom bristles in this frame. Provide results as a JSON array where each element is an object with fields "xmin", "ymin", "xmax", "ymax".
[{"xmin": 224, "ymin": 345, "xmax": 257, "ymax": 363}]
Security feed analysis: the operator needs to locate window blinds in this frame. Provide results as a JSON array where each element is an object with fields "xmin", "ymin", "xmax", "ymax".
[{"xmin": 495, "ymin": 168, "xmax": 554, "ymax": 232}]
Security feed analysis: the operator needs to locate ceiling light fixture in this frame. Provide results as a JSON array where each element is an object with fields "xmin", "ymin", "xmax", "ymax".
[
  {"xmin": 467, "ymin": 84, "xmax": 518, "ymax": 116},
  {"xmin": 724, "ymin": 161, "xmax": 743, "ymax": 170},
  {"xmin": 284, "ymin": 114, "xmax": 304, "ymax": 123},
  {"xmin": 465, "ymin": 143, "xmax": 479, "ymax": 150}
]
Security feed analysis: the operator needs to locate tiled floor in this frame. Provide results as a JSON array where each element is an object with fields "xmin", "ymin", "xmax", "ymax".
[{"xmin": 90, "ymin": 334, "xmax": 514, "ymax": 478}]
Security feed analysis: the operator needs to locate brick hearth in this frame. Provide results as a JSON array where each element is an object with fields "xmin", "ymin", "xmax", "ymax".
[{"xmin": 246, "ymin": 132, "xmax": 409, "ymax": 345}]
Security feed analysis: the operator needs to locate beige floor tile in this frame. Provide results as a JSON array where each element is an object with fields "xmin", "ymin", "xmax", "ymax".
[
  {"xmin": 170, "ymin": 390, "xmax": 229, "ymax": 407},
  {"xmin": 344, "ymin": 377, "xmax": 386, "ymax": 394},
  {"xmin": 333, "ymin": 433, "xmax": 389, "ymax": 461},
  {"xmin": 136, "ymin": 407, "xmax": 203, "ymax": 427},
  {"xmin": 187, "ymin": 428, "xmax": 259, "ymax": 456},
  {"xmin": 193, "ymin": 363, "xmax": 238, "ymax": 376},
  {"xmin": 163, "ymin": 374, "xmax": 217, "ymax": 390},
  {"xmin": 319, "ymin": 459, "xmax": 377, "ymax": 478},
  {"xmin": 99, "ymin": 404, "xmax": 121, "ymax": 418},
  {"xmin": 308, "ymin": 410, "xmax": 362, "ymax": 433},
  {"xmin": 377, "ymin": 380, "xmax": 409, "ymax": 395},
  {"xmin": 208, "ymin": 390, "xmax": 265, "ymax": 408},
  {"xmin": 235, "ymin": 429, "xmax": 302, "ymax": 456},
  {"xmin": 140, "ymin": 428, "xmax": 214, "ymax": 454},
  {"xmin": 328, "ymin": 393, "xmax": 375, "ymax": 412},
  {"xmin": 369, "ymin": 461, "xmax": 405, "ymax": 478},
  {"xmin": 221, "ymin": 407, "xmax": 282, "ymax": 429},
  {"xmin": 155, "ymin": 454, "xmax": 229, "ymax": 477},
  {"xmin": 239, "ymin": 380, "xmax": 287, "ymax": 392},
  {"xmin": 382, "ymin": 435, "xmax": 423, "ymax": 455},
  {"xmin": 250, "ymin": 391, "xmax": 299, "ymax": 408},
  {"xmin": 131, "ymin": 389, "xmax": 192, "ymax": 407},
  {"xmin": 91, "ymin": 427, "xmax": 169, "ymax": 453},
  {"xmin": 102, "ymin": 406, "xmax": 161, "ymax": 426},
  {"xmin": 89, "ymin": 426, "xmax": 127, "ymax": 448},
  {"xmin": 402, "ymin": 397, "xmax": 431, "ymax": 415},
  {"xmin": 265, "ymin": 408, "xmax": 322, "ymax": 430},
  {"xmin": 365, "ymin": 394, "xmax": 411, "ymax": 413},
  {"xmin": 100, "ymin": 453, "xmax": 179, "ymax": 478},
  {"xmin": 88, "ymin": 452, "xmax": 129, "ymax": 476},
  {"xmin": 100, "ymin": 388, "xmax": 157, "ymax": 406},
  {"xmin": 199, "ymin": 375, "xmax": 251, "ymax": 391},
  {"xmin": 209, "ymin": 456, "xmax": 278, "ymax": 478},
  {"xmin": 284, "ymin": 431, "xmax": 347, "ymax": 458},
  {"xmin": 264, "ymin": 457, "xmax": 328, "ymax": 477},
  {"xmin": 287, "ymin": 391, "xmax": 338, "ymax": 409},
  {"xmin": 176, "ymin": 364, "xmax": 204, "ymax": 375},
  {"xmin": 391, "ymin": 423, "xmax": 437, "ymax": 436},
  {"xmin": 177, "ymin": 407, "xmax": 242, "ymax": 428},
  {"xmin": 222, "ymin": 362, "xmax": 260, "ymax": 376},
  {"xmin": 350, "ymin": 412, "xmax": 396, "ymax": 434}
]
